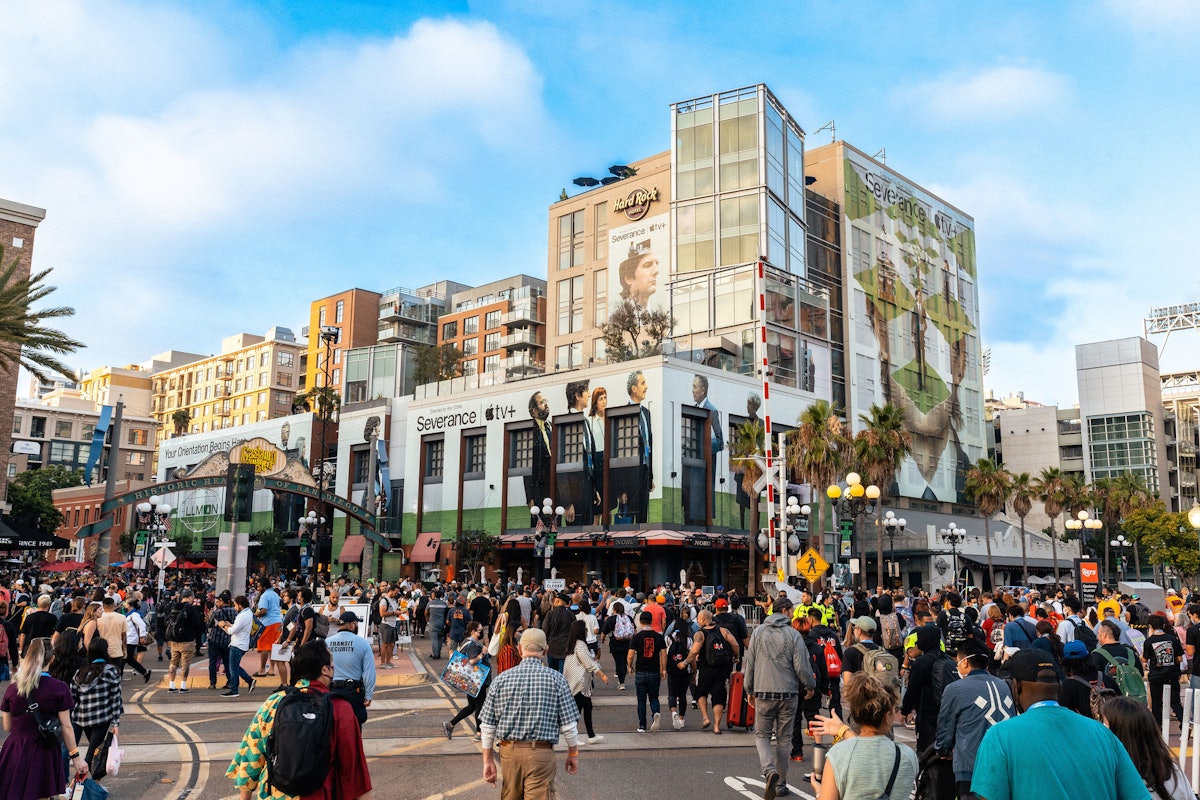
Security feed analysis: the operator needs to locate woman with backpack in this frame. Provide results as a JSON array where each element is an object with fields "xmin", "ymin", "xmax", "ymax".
[
  {"xmin": 565, "ymin": 619, "xmax": 608, "ymax": 744},
  {"xmin": 665, "ymin": 609, "xmax": 693, "ymax": 731},
  {"xmin": 601, "ymin": 601, "xmax": 634, "ymax": 690}
]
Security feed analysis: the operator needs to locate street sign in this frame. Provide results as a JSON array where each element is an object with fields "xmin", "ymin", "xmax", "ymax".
[
  {"xmin": 150, "ymin": 547, "xmax": 176, "ymax": 568},
  {"xmin": 796, "ymin": 548, "xmax": 830, "ymax": 582},
  {"xmin": 751, "ymin": 462, "xmax": 781, "ymax": 494},
  {"xmin": 543, "ymin": 578, "xmax": 566, "ymax": 591}
]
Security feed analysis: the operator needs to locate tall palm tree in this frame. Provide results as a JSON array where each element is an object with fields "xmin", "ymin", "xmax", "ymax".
[
  {"xmin": 0, "ymin": 250, "xmax": 83, "ymax": 382},
  {"xmin": 728, "ymin": 419, "xmax": 766, "ymax": 597},
  {"xmin": 171, "ymin": 409, "xmax": 191, "ymax": 436},
  {"xmin": 965, "ymin": 458, "xmax": 1011, "ymax": 591},
  {"xmin": 1092, "ymin": 477, "xmax": 1119, "ymax": 583},
  {"xmin": 1010, "ymin": 472, "xmax": 1035, "ymax": 583},
  {"xmin": 1113, "ymin": 472, "xmax": 1153, "ymax": 580},
  {"xmin": 1035, "ymin": 467, "xmax": 1069, "ymax": 586},
  {"xmin": 294, "ymin": 385, "xmax": 341, "ymax": 421},
  {"xmin": 788, "ymin": 401, "xmax": 850, "ymax": 584},
  {"xmin": 852, "ymin": 403, "xmax": 913, "ymax": 588}
]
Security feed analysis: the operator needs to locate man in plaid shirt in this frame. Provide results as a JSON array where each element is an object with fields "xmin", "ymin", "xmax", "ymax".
[
  {"xmin": 207, "ymin": 591, "xmax": 237, "ymax": 690},
  {"xmin": 479, "ymin": 628, "xmax": 581, "ymax": 798}
]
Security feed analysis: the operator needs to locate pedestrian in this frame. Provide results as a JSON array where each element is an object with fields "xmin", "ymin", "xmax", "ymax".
[
  {"xmin": 743, "ymin": 594, "xmax": 814, "ymax": 799},
  {"xmin": 934, "ymin": 638, "xmax": 1013, "ymax": 799},
  {"xmin": 627, "ymin": 610, "xmax": 667, "ymax": 732},
  {"xmin": 790, "ymin": 608, "xmax": 831, "ymax": 764},
  {"xmin": 601, "ymin": 600, "xmax": 634, "ymax": 690},
  {"xmin": 71, "ymin": 636, "xmax": 123, "ymax": 776},
  {"xmin": 971, "ymin": 648, "xmax": 1147, "ymax": 800},
  {"xmin": 683, "ymin": 609, "xmax": 740, "ymax": 734},
  {"xmin": 901, "ymin": 626, "xmax": 958, "ymax": 754},
  {"xmin": 47, "ymin": 628, "xmax": 87, "ymax": 686},
  {"xmin": 444, "ymin": 620, "xmax": 491, "ymax": 741},
  {"xmin": 0, "ymin": 638, "xmax": 91, "ymax": 800},
  {"xmin": 18, "ymin": 595, "xmax": 57, "ymax": 656},
  {"xmin": 164, "ymin": 588, "xmax": 204, "ymax": 693},
  {"xmin": 207, "ymin": 591, "xmax": 236, "ymax": 691},
  {"xmin": 252, "ymin": 577, "xmax": 284, "ymax": 679},
  {"xmin": 808, "ymin": 672, "xmax": 918, "ymax": 800},
  {"xmin": 426, "ymin": 589, "xmax": 449, "ymax": 659},
  {"xmin": 96, "ymin": 596, "xmax": 127, "ymax": 673},
  {"xmin": 541, "ymin": 592, "xmax": 576, "ymax": 673},
  {"xmin": 216, "ymin": 595, "xmax": 258, "ymax": 697},
  {"xmin": 1104, "ymin": 695, "xmax": 1196, "ymax": 800},
  {"xmin": 226, "ymin": 640, "xmax": 373, "ymax": 799},
  {"xmin": 121, "ymin": 596, "xmax": 153, "ymax": 683},
  {"xmin": 378, "ymin": 585, "xmax": 400, "ymax": 669},
  {"xmin": 665, "ymin": 611, "xmax": 693, "ymax": 730},
  {"xmin": 564, "ymin": 619, "xmax": 607, "ymax": 743},
  {"xmin": 327, "ymin": 610, "xmax": 376, "ymax": 726},
  {"xmin": 478, "ymin": 628, "xmax": 581, "ymax": 798}
]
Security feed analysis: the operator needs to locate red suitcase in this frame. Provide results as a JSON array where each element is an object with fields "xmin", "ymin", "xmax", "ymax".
[{"xmin": 726, "ymin": 668, "xmax": 755, "ymax": 729}]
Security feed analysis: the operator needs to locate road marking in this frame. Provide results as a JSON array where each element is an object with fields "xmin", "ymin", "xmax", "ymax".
[
  {"xmin": 420, "ymin": 778, "xmax": 490, "ymax": 799},
  {"xmin": 724, "ymin": 776, "xmax": 812, "ymax": 799}
]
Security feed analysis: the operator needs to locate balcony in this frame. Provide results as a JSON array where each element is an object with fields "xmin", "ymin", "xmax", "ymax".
[
  {"xmin": 377, "ymin": 322, "xmax": 435, "ymax": 345},
  {"xmin": 504, "ymin": 357, "xmax": 545, "ymax": 379},
  {"xmin": 502, "ymin": 330, "xmax": 543, "ymax": 349},
  {"xmin": 502, "ymin": 302, "xmax": 541, "ymax": 327}
]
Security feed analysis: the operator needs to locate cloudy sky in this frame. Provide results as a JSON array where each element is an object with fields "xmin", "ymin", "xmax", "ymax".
[{"xmin": 3, "ymin": 0, "xmax": 1198, "ymax": 406}]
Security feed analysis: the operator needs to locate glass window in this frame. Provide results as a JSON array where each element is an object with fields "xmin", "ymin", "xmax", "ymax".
[
  {"xmin": 510, "ymin": 428, "xmax": 533, "ymax": 469},
  {"xmin": 55, "ymin": 420, "xmax": 73, "ymax": 438},
  {"xmin": 463, "ymin": 316, "xmax": 479, "ymax": 335},
  {"xmin": 335, "ymin": 300, "xmax": 344, "ymax": 323},
  {"xmin": 485, "ymin": 310, "xmax": 501, "ymax": 330},
  {"xmin": 720, "ymin": 195, "xmax": 759, "ymax": 267},
  {"xmin": 558, "ymin": 209, "xmax": 586, "ymax": 270},
  {"xmin": 559, "ymin": 420, "xmax": 585, "ymax": 463},
  {"xmin": 442, "ymin": 320, "xmax": 458, "ymax": 340},
  {"xmin": 12, "ymin": 415, "xmax": 21, "ymax": 435},
  {"xmin": 319, "ymin": 306, "xmax": 326, "ymax": 326},
  {"xmin": 484, "ymin": 354, "xmax": 500, "ymax": 373},
  {"xmin": 557, "ymin": 276, "xmax": 584, "ymax": 335},
  {"xmin": 714, "ymin": 268, "xmax": 755, "ymax": 328},
  {"xmin": 462, "ymin": 338, "xmax": 478, "ymax": 356},
  {"xmin": 676, "ymin": 104, "xmax": 715, "ymax": 202},
  {"xmin": 30, "ymin": 416, "xmax": 46, "ymax": 438},
  {"xmin": 277, "ymin": 372, "xmax": 293, "ymax": 387},
  {"xmin": 765, "ymin": 271, "xmax": 796, "ymax": 328},
  {"xmin": 676, "ymin": 201, "xmax": 715, "ymax": 273},
  {"xmin": 594, "ymin": 202, "xmax": 608, "ymax": 260},
  {"xmin": 484, "ymin": 332, "xmax": 500, "ymax": 352},
  {"xmin": 594, "ymin": 269, "xmax": 608, "ymax": 325},
  {"xmin": 278, "ymin": 352, "xmax": 294, "ymax": 367},
  {"xmin": 261, "ymin": 352, "xmax": 270, "ymax": 367},
  {"xmin": 766, "ymin": 102, "xmax": 785, "ymax": 201},
  {"xmin": 80, "ymin": 423, "xmax": 93, "ymax": 441},
  {"xmin": 614, "ymin": 416, "xmax": 640, "ymax": 459},
  {"xmin": 127, "ymin": 428, "xmax": 148, "ymax": 446},
  {"xmin": 424, "ymin": 438, "xmax": 444, "ymax": 478},
  {"xmin": 672, "ymin": 275, "xmax": 710, "ymax": 335},
  {"xmin": 464, "ymin": 435, "xmax": 486, "ymax": 476},
  {"xmin": 126, "ymin": 452, "xmax": 147, "ymax": 466},
  {"xmin": 555, "ymin": 342, "xmax": 582, "ymax": 370}
]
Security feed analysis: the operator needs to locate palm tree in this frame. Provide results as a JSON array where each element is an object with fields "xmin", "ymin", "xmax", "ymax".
[
  {"xmin": 294, "ymin": 385, "xmax": 341, "ymax": 421},
  {"xmin": 1113, "ymin": 472, "xmax": 1153, "ymax": 580},
  {"xmin": 1010, "ymin": 472, "xmax": 1035, "ymax": 583},
  {"xmin": 0, "ymin": 249, "xmax": 83, "ymax": 382},
  {"xmin": 1092, "ymin": 477, "xmax": 1119, "ymax": 582},
  {"xmin": 965, "ymin": 458, "xmax": 1011, "ymax": 590},
  {"xmin": 728, "ymin": 419, "xmax": 766, "ymax": 597},
  {"xmin": 171, "ymin": 409, "xmax": 191, "ymax": 436},
  {"xmin": 788, "ymin": 401, "xmax": 850, "ymax": 584},
  {"xmin": 1035, "ymin": 467, "xmax": 1069, "ymax": 587},
  {"xmin": 852, "ymin": 403, "xmax": 913, "ymax": 588}
]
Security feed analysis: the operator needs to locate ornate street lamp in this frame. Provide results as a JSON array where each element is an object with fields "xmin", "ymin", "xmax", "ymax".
[
  {"xmin": 136, "ymin": 495, "xmax": 173, "ymax": 591},
  {"xmin": 883, "ymin": 511, "xmax": 907, "ymax": 586},
  {"xmin": 531, "ymin": 497, "xmax": 565, "ymax": 581},
  {"xmin": 1065, "ymin": 510, "xmax": 1104, "ymax": 557},
  {"xmin": 301, "ymin": 510, "xmax": 327, "ymax": 598},
  {"xmin": 826, "ymin": 472, "xmax": 880, "ymax": 582},
  {"xmin": 1110, "ymin": 534, "xmax": 1130, "ymax": 583},
  {"xmin": 940, "ymin": 522, "xmax": 966, "ymax": 589}
]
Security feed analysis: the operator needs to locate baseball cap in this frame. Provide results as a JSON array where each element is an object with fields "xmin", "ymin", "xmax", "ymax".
[
  {"xmin": 1007, "ymin": 649, "xmax": 1060, "ymax": 683},
  {"xmin": 714, "ymin": 598, "xmax": 729, "ymax": 609},
  {"xmin": 850, "ymin": 616, "xmax": 877, "ymax": 633},
  {"xmin": 1168, "ymin": 589, "xmax": 1178, "ymax": 595},
  {"xmin": 557, "ymin": 592, "xmax": 572, "ymax": 604},
  {"xmin": 339, "ymin": 611, "xmax": 362, "ymax": 624},
  {"xmin": 1062, "ymin": 641, "xmax": 1089, "ymax": 660},
  {"xmin": 1132, "ymin": 594, "xmax": 1140, "ymax": 600},
  {"xmin": 519, "ymin": 628, "xmax": 548, "ymax": 652}
]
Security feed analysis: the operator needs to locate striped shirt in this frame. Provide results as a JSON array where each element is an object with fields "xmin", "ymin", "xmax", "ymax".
[{"xmin": 479, "ymin": 656, "xmax": 579, "ymax": 747}]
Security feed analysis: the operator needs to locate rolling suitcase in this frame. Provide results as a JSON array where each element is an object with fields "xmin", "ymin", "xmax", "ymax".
[{"xmin": 726, "ymin": 667, "xmax": 755, "ymax": 729}]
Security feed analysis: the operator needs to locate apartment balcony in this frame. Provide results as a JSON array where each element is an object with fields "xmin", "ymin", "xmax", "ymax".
[
  {"xmin": 502, "ymin": 330, "xmax": 543, "ymax": 350},
  {"xmin": 215, "ymin": 406, "xmax": 231, "ymax": 417},
  {"xmin": 504, "ymin": 357, "xmax": 545, "ymax": 379},
  {"xmin": 377, "ymin": 322, "xmax": 435, "ymax": 345},
  {"xmin": 502, "ymin": 302, "xmax": 542, "ymax": 327}
]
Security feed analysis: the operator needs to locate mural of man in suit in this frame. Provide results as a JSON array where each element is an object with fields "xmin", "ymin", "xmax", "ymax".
[
  {"xmin": 683, "ymin": 374, "xmax": 722, "ymax": 525},
  {"xmin": 525, "ymin": 391, "xmax": 553, "ymax": 511},
  {"xmin": 626, "ymin": 370, "xmax": 653, "ymax": 523}
]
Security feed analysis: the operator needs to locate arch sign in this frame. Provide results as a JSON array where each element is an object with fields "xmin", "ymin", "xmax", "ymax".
[{"xmin": 75, "ymin": 438, "xmax": 388, "ymax": 550}]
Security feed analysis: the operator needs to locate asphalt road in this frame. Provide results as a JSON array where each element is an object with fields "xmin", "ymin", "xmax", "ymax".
[{"xmin": 1, "ymin": 643, "xmax": 918, "ymax": 800}]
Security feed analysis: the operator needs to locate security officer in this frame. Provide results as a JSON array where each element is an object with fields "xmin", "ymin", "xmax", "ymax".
[{"xmin": 326, "ymin": 610, "xmax": 377, "ymax": 724}]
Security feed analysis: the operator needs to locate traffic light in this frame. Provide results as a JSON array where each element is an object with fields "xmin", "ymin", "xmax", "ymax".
[{"xmin": 224, "ymin": 463, "xmax": 255, "ymax": 522}]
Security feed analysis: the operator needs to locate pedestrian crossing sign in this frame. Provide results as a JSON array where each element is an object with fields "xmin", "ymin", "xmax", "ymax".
[{"xmin": 797, "ymin": 548, "xmax": 830, "ymax": 582}]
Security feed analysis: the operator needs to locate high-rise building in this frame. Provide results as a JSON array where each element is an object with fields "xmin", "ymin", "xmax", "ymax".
[
  {"xmin": 304, "ymin": 289, "xmax": 382, "ymax": 392},
  {"xmin": 78, "ymin": 364, "xmax": 155, "ymax": 418},
  {"xmin": 436, "ymin": 275, "xmax": 547, "ymax": 381}
]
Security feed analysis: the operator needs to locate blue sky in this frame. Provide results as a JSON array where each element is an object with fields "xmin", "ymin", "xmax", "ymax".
[{"xmin": 3, "ymin": 0, "xmax": 1198, "ymax": 406}]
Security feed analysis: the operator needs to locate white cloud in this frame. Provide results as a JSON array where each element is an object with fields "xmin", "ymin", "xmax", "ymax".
[
  {"xmin": 896, "ymin": 66, "xmax": 1072, "ymax": 125},
  {"xmin": 1103, "ymin": 0, "xmax": 1200, "ymax": 35}
]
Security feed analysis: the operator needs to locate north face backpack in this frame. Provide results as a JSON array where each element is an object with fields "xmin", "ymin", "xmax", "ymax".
[
  {"xmin": 165, "ymin": 603, "xmax": 190, "ymax": 642},
  {"xmin": 266, "ymin": 686, "xmax": 346, "ymax": 795}
]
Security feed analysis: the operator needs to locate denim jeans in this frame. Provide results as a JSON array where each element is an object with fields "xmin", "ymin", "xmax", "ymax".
[
  {"xmin": 1189, "ymin": 674, "xmax": 1200, "ymax": 691},
  {"xmin": 634, "ymin": 671, "xmax": 661, "ymax": 728},
  {"xmin": 209, "ymin": 642, "xmax": 231, "ymax": 687},
  {"xmin": 753, "ymin": 694, "xmax": 798, "ymax": 785},
  {"xmin": 431, "ymin": 626, "xmax": 446, "ymax": 658},
  {"xmin": 547, "ymin": 656, "xmax": 565, "ymax": 673},
  {"xmin": 228, "ymin": 646, "xmax": 256, "ymax": 694}
]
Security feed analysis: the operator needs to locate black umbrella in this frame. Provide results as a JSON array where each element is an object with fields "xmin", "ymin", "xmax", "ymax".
[{"xmin": 572, "ymin": 177, "xmax": 600, "ymax": 187}]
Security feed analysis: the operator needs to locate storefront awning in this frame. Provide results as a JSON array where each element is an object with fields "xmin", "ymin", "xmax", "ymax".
[
  {"xmin": 337, "ymin": 536, "xmax": 366, "ymax": 564},
  {"xmin": 409, "ymin": 532, "xmax": 442, "ymax": 563}
]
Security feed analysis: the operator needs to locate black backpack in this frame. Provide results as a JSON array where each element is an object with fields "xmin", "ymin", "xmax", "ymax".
[
  {"xmin": 165, "ymin": 603, "xmax": 190, "ymax": 642},
  {"xmin": 929, "ymin": 653, "xmax": 959, "ymax": 705},
  {"xmin": 1071, "ymin": 619, "xmax": 1099, "ymax": 652},
  {"xmin": 703, "ymin": 626, "xmax": 734, "ymax": 668},
  {"xmin": 266, "ymin": 686, "xmax": 349, "ymax": 795},
  {"xmin": 944, "ymin": 609, "xmax": 969, "ymax": 650}
]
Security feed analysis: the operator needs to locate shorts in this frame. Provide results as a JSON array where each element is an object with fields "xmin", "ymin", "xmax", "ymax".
[
  {"xmin": 380, "ymin": 624, "xmax": 397, "ymax": 644},
  {"xmin": 168, "ymin": 640, "xmax": 196, "ymax": 671},
  {"xmin": 256, "ymin": 622, "xmax": 282, "ymax": 652},
  {"xmin": 695, "ymin": 664, "xmax": 732, "ymax": 706}
]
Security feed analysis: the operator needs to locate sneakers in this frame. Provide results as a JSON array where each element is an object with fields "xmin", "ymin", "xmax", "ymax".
[
  {"xmin": 167, "ymin": 687, "xmax": 178, "ymax": 693},
  {"xmin": 178, "ymin": 686, "xmax": 189, "ymax": 693},
  {"xmin": 618, "ymin": 683, "xmax": 626, "ymax": 691},
  {"xmin": 636, "ymin": 727, "xmax": 647, "ymax": 733},
  {"xmin": 672, "ymin": 711, "xmax": 684, "ymax": 730},
  {"xmin": 442, "ymin": 721, "xmax": 453, "ymax": 740},
  {"xmin": 650, "ymin": 712, "xmax": 661, "ymax": 732},
  {"xmin": 247, "ymin": 680, "xmax": 257, "ymax": 695},
  {"xmin": 764, "ymin": 768, "xmax": 781, "ymax": 800},
  {"xmin": 587, "ymin": 735, "xmax": 604, "ymax": 744},
  {"xmin": 221, "ymin": 691, "xmax": 240, "ymax": 698},
  {"xmin": 790, "ymin": 754, "xmax": 805, "ymax": 762},
  {"xmin": 143, "ymin": 670, "xmax": 152, "ymax": 685},
  {"xmin": 775, "ymin": 787, "xmax": 792, "ymax": 797}
]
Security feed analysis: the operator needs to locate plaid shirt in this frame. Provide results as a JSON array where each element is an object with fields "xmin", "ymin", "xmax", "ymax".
[
  {"xmin": 71, "ymin": 662, "xmax": 123, "ymax": 728},
  {"xmin": 208, "ymin": 605, "xmax": 237, "ymax": 648},
  {"xmin": 479, "ymin": 656, "xmax": 579, "ymax": 744}
]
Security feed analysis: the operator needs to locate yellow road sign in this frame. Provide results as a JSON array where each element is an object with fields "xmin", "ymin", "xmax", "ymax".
[{"xmin": 797, "ymin": 548, "xmax": 830, "ymax": 582}]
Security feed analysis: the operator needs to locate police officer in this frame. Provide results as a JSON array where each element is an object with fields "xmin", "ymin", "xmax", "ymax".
[{"xmin": 326, "ymin": 610, "xmax": 376, "ymax": 724}]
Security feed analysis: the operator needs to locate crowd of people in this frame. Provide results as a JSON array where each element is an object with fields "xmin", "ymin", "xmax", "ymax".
[{"xmin": 2, "ymin": 569, "xmax": 1199, "ymax": 800}]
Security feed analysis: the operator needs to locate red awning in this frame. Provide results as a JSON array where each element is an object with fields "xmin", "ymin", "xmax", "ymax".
[
  {"xmin": 337, "ymin": 536, "xmax": 366, "ymax": 564},
  {"xmin": 409, "ymin": 532, "xmax": 442, "ymax": 563}
]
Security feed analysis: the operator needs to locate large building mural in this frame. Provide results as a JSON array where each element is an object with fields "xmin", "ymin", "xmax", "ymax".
[{"xmin": 841, "ymin": 151, "xmax": 986, "ymax": 503}]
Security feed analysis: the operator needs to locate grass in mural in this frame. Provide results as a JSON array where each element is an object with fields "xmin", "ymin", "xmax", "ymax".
[{"xmin": 892, "ymin": 358, "xmax": 950, "ymax": 415}]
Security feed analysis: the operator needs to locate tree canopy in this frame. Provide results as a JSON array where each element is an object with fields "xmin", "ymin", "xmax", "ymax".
[
  {"xmin": 598, "ymin": 300, "xmax": 674, "ymax": 363},
  {"xmin": 9, "ymin": 465, "xmax": 84, "ymax": 535},
  {"xmin": 413, "ymin": 343, "xmax": 464, "ymax": 385}
]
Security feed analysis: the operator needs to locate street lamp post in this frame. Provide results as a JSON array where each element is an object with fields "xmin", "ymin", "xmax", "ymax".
[
  {"xmin": 312, "ymin": 324, "xmax": 339, "ymax": 597},
  {"xmin": 531, "ymin": 497, "xmax": 564, "ymax": 582},
  {"xmin": 1065, "ymin": 510, "xmax": 1104, "ymax": 557},
  {"xmin": 826, "ymin": 472, "xmax": 880, "ymax": 587},
  {"xmin": 136, "ymin": 495, "xmax": 173, "ymax": 592},
  {"xmin": 883, "ymin": 511, "xmax": 907, "ymax": 587},
  {"xmin": 759, "ymin": 496, "xmax": 806, "ymax": 584},
  {"xmin": 301, "ymin": 510, "xmax": 326, "ymax": 599},
  {"xmin": 940, "ymin": 522, "xmax": 966, "ymax": 589},
  {"xmin": 1110, "ymin": 534, "xmax": 1130, "ymax": 584}
]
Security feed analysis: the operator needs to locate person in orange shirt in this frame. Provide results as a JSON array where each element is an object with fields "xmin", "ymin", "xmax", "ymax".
[
  {"xmin": 643, "ymin": 595, "xmax": 667, "ymax": 633},
  {"xmin": 1166, "ymin": 590, "xmax": 1184, "ymax": 617}
]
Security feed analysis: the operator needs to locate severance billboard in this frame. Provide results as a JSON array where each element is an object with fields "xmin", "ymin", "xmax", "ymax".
[
  {"xmin": 608, "ymin": 208, "xmax": 670, "ymax": 317},
  {"xmin": 841, "ymin": 151, "xmax": 985, "ymax": 503}
]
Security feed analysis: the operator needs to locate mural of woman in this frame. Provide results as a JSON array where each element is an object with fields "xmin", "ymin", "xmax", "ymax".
[{"xmin": 585, "ymin": 387, "xmax": 608, "ymax": 518}]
